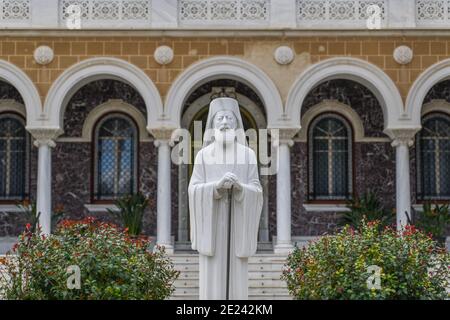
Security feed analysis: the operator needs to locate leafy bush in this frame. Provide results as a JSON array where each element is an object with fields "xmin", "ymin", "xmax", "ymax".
[
  {"xmin": 340, "ymin": 192, "xmax": 394, "ymax": 230},
  {"xmin": 0, "ymin": 217, "xmax": 179, "ymax": 300},
  {"xmin": 282, "ymin": 220, "xmax": 450, "ymax": 300},
  {"xmin": 413, "ymin": 203, "xmax": 450, "ymax": 245},
  {"xmin": 109, "ymin": 193, "xmax": 148, "ymax": 237}
]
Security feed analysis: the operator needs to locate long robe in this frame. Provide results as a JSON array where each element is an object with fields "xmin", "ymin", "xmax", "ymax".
[{"xmin": 188, "ymin": 142, "xmax": 263, "ymax": 300}]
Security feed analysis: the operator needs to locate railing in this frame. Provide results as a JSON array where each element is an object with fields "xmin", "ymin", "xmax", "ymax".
[
  {"xmin": 296, "ymin": 0, "xmax": 388, "ymax": 29},
  {"xmin": 178, "ymin": 0, "xmax": 270, "ymax": 26},
  {"xmin": 0, "ymin": 0, "xmax": 31, "ymax": 27},
  {"xmin": 416, "ymin": 0, "xmax": 450, "ymax": 27},
  {"xmin": 0, "ymin": 0, "xmax": 448, "ymax": 31},
  {"xmin": 59, "ymin": 0, "xmax": 151, "ymax": 28}
]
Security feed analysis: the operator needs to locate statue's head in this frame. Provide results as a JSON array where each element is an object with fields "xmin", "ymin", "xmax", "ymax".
[
  {"xmin": 202, "ymin": 97, "xmax": 245, "ymax": 147},
  {"xmin": 213, "ymin": 110, "xmax": 238, "ymax": 144}
]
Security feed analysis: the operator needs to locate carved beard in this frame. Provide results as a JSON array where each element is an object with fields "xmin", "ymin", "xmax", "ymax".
[{"xmin": 214, "ymin": 128, "xmax": 236, "ymax": 145}]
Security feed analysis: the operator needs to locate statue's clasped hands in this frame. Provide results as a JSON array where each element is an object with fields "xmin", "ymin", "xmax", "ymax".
[{"xmin": 215, "ymin": 172, "xmax": 243, "ymax": 192}]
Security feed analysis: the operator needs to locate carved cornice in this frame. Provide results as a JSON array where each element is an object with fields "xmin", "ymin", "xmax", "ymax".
[
  {"xmin": 385, "ymin": 128, "xmax": 418, "ymax": 148},
  {"xmin": 271, "ymin": 128, "xmax": 300, "ymax": 148},
  {"xmin": 148, "ymin": 127, "xmax": 177, "ymax": 147},
  {"xmin": 27, "ymin": 127, "xmax": 63, "ymax": 148}
]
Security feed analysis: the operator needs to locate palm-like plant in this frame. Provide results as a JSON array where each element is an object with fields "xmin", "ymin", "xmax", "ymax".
[
  {"xmin": 16, "ymin": 200, "xmax": 40, "ymax": 233},
  {"xmin": 16, "ymin": 200, "xmax": 65, "ymax": 233},
  {"xmin": 340, "ymin": 192, "xmax": 394, "ymax": 229},
  {"xmin": 414, "ymin": 202, "xmax": 450, "ymax": 245},
  {"xmin": 110, "ymin": 193, "xmax": 149, "ymax": 237}
]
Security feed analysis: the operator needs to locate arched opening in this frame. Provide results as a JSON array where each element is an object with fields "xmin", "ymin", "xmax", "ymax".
[
  {"xmin": 53, "ymin": 79, "xmax": 156, "ymax": 235},
  {"xmin": 176, "ymin": 79, "xmax": 271, "ymax": 250},
  {"xmin": 0, "ymin": 80, "xmax": 31, "ymax": 240},
  {"xmin": 292, "ymin": 79, "xmax": 394, "ymax": 236},
  {"xmin": 415, "ymin": 81, "xmax": 450, "ymax": 204}
]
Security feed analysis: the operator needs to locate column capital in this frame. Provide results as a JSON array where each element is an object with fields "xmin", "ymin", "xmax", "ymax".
[
  {"xmin": 148, "ymin": 127, "xmax": 177, "ymax": 147},
  {"xmin": 27, "ymin": 127, "xmax": 63, "ymax": 148},
  {"xmin": 385, "ymin": 128, "xmax": 418, "ymax": 148},
  {"xmin": 271, "ymin": 128, "xmax": 299, "ymax": 148}
]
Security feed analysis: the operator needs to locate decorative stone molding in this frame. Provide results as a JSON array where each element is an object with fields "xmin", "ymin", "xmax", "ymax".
[
  {"xmin": 0, "ymin": 60, "xmax": 42, "ymax": 127},
  {"xmin": 179, "ymin": 0, "xmax": 269, "ymax": 25},
  {"xmin": 393, "ymin": 45, "xmax": 413, "ymax": 65},
  {"xmin": 0, "ymin": 99, "xmax": 26, "ymax": 117},
  {"xmin": 149, "ymin": 127, "xmax": 177, "ymax": 146},
  {"xmin": 60, "ymin": 0, "xmax": 151, "ymax": 28},
  {"xmin": 27, "ymin": 127, "xmax": 63, "ymax": 148},
  {"xmin": 385, "ymin": 129, "xmax": 418, "ymax": 147},
  {"xmin": 44, "ymin": 57, "xmax": 163, "ymax": 130},
  {"xmin": 421, "ymin": 99, "xmax": 450, "ymax": 117},
  {"xmin": 271, "ymin": 128, "xmax": 299, "ymax": 147},
  {"xmin": 181, "ymin": 88, "xmax": 267, "ymax": 130},
  {"xmin": 33, "ymin": 46, "xmax": 54, "ymax": 65},
  {"xmin": 405, "ymin": 59, "xmax": 450, "ymax": 128},
  {"xmin": 154, "ymin": 46, "xmax": 174, "ymax": 65},
  {"xmin": 298, "ymin": 100, "xmax": 370, "ymax": 143},
  {"xmin": 296, "ymin": 0, "xmax": 387, "ymax": 28},
  {"xmin": 274, "ymin": 46, "xmax": 295, "ymax": 65},
  {"xmin": 416, "ymin": 0, "xmax": 450, "ymax": 26},
  {"xmin": 80, "ymin": 99, "xmax": 151, "ymax": 142},
  {"xmin": 1, "ymin": 0, "xmax": 31, "ymax": 21},
  {"xmin": 165, "ymin": 56, "xmax": 285, "ymax": 129},
  {"xmin": 286, "ymin": 57, "xmax": 404, "ymax": 132}
]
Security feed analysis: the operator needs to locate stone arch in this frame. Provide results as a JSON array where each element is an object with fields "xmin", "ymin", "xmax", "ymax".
[
  {"xmin": 297, "ymin": 100, "xmax": 367, "ymax": 142},
  {"xmin": 421, "ymin": 100, "xmax": 450, "ymax": 117},
  {"xmin": 181, "ymin": 91, "xmax": 267, "ymax": 130},
  {"xmin": 176, "ymin": 85, "xmax": 271, "ymax": 244},
  {"xmin": 286, "ymin": 57, "xmax": 405, "ymax": 132},
  {"xmin": 0, "ymin": 60, "xmax": 41, "ymax": 127},
  {"xmin": 0, "ymin": 99, "xmax": 27, "ymax": 118},
  {"xmin": 81, "ymin": 99, "xmax": 151, "ymax": 142},
  {"xmin": 164, "ymin": 56, "xmax": 285, "ymax": 129},
  {"xmin": 43, "ymin": 57, "xmax": 163, "ymax": 132},
  {"xmin": 407, "ymin": 59, "xmax": 450, "ymax": 128}
]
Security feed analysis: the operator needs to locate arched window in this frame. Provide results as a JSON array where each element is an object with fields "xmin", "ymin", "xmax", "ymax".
[
  {"xmin": 0, "ymin": 114, "xmax": 29, "ymax": 201},
  {"xmin": 93, "ymin": 114, "xmax": 138, "ymax": 201},
  {"xmin": 308, "ymin": 114, "xmax": 353, "ymax": 201},
  {"xmin": 417, "ymin": 113, "xmax": 450, "ymax": 201}
]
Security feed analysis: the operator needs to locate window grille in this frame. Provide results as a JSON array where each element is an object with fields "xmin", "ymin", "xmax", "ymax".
[
  {"xmin": 0, "ymin": 114, "xmax": 29, "ymax": 201},
  {"xmin": 308, "ymin": 113, "xmax": 353, "ymax": 201},
  {"xmin": 417, "ymin": 113, "xmax": 450, "ymax": 201},
  {"xmin": 94, "ymin": 114, "xmax": 137, "ymax": 200}
]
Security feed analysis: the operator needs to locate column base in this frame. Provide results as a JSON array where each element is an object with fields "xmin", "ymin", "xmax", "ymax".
[{"xmin": 274, "ymin": 243, "xmax": 294, "ymax": 254}]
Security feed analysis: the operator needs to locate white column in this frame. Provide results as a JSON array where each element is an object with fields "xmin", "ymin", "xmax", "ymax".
[
  {"xmin": 392, "ymin": 138, "xmax": 413, "ymax": 230},
  {"xmin": 28, "ymin": 128, "xmax": 61, "ymax": 236},
  {"xmin": 273, "ymin": 129, "xmax": 297, "ymax": 254},
  {"xmin": 387, "ymin": 129, "xmax": 417, "ymax": 231},
  {"xmin": 36, "ymin": 141, "xmax": 53, "ymax": 235},
  {"xmin": 151, "ymin": 129, "xmax": 175, "ymax": 253}
]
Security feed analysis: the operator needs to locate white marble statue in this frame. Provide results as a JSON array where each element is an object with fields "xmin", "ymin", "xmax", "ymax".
[{"xmin": 188, "ymin": 97, "xmax": 263, "ymax": 300}]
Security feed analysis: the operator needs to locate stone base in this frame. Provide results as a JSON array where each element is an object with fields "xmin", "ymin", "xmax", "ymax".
[{"xmin": 273, "ymin": 243, "xmax": 294, "ymax": 254}]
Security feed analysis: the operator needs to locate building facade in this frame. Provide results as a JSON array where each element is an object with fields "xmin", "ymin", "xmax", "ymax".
[{"xmin": 1, "ymin": 0, "xmax": 450, "ymax": 253}]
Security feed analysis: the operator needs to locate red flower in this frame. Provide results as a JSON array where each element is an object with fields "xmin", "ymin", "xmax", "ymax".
[{"xmin": 25, "ymin": 223, "xmax": 31, "ymax": 230}]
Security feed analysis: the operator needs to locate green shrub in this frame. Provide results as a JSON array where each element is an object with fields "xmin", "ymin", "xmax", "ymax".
[
  {"xmin": 340, "ymin": 192, "xmax": 394, "ymax": 230},
  {"xmin": 0, "ymin": 217, "xmax": 179, "ymax": 300},
  {"xmin": 282, "ymin": 220, "xmax": 450, "ymax": 300},
  {"xmin": 110, "ymin": 193, "xmax": 148, "ymax": 237}
]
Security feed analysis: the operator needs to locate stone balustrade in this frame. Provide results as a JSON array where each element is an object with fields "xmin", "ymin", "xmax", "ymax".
[{"xmin": 0, "ymin": 0, "xmax": 448, "ymax": 31}]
